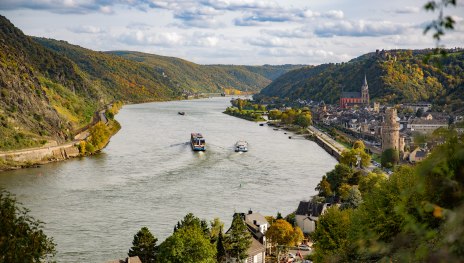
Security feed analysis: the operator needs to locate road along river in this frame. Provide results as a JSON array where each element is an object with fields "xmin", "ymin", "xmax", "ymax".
[{"xmin": 0, "ymin": 97, "xmax": 337, "ymax": 262}]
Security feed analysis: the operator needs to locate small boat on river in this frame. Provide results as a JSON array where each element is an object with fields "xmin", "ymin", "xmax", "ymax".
[
  {"xmin": 191, "ymin": 133, "xmax": 206, "ymax": 151},
  {"xmin": 178, "ymin": 112, "xmax": 185, "ymax": 115},
  {"xmin": 235, "ymin": 140, "xmax": 248, "ymax": 152}
]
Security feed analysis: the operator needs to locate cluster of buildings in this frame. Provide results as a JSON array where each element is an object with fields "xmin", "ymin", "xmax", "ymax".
[{"xmin": 312, "ymin": 76, "xmax": 459, "ymax": 163}]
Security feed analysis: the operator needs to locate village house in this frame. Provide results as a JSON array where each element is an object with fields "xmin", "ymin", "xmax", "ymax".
[
  {"xmin": 295, "ymin": 201, "xmax": 332, "ymax": 234},
  {"xmin": 226, "ymin": 210, "xmax": 269, "ymax": 263}
]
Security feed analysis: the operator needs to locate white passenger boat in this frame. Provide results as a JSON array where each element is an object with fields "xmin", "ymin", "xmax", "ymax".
[{"xmin": 235, "ymin": 140, "xmax": 248, "ymax": 152}]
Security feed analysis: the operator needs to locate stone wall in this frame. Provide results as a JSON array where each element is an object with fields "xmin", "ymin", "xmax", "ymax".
[{"xmin": 0, "ymin": 143, "xmax": 80, "ymax": 165}]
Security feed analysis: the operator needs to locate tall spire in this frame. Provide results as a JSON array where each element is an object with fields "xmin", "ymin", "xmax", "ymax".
[{"xmin": 363, "ymin": 74, "xmax": 368, "ymax": 86}]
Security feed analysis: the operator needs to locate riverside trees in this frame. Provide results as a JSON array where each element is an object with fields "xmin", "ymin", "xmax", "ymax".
[
  {"xmin": 130, "ymin": 213, "xmax": 253, "ymax": 263},
  {"xmin": 128, "ymin": 227, "xmax": 158, "ymax": 263}
]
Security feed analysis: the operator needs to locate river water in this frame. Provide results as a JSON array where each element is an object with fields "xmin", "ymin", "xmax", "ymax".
[{"xmin": 0, "ymin": 97, "xmax": 337, "ymax": 262}]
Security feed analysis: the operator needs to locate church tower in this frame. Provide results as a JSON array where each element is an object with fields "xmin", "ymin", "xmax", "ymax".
[{"xmin": 361, "ymin": 74, "xmax": 369, "ymax": 106}]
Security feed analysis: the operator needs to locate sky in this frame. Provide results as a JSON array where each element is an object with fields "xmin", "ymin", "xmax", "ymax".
[{"xmin": 1, "ymin": 0, "xmax": 463, "ymax": 65}]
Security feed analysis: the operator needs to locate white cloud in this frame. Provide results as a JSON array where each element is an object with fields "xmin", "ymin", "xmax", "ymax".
[
  {"xmin": 323, "ymin": 10, "xmax": 344, "ymax": 19},
  {"xmin": 393, "ymin": 6, "xmax": 421, "ymax": 14},
  {"xmin": 261, "ymin": 27, "xmax": 312, "ymax": 39},
  {"xmin": 68, "ymin": 25, "xmax": 106, "ymax": 34},
  {"xmin": 315, "ymin": 20, "xmax": 408, "ymax": 37},
  {"xmin": 247, "ymin": 37, "xmax": 295, "ymax": 47},
  {"xmin": 118, "ymin": 30, "xmax": 184, "ymax": 46}
]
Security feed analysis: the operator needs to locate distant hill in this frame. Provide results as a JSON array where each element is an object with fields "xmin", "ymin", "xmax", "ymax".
[
  {"xmin": 0, "ymin": 15, "xmax": 302, "ymax": 151},
  {"xmin": 259, "ymin": 49, "xmax": 464, "ymax": 112},
  {"xmin": 107, "ymin": 51, "xmax": 303, "ymax": 93}
]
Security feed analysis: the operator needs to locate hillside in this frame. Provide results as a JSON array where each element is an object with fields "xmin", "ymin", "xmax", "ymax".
[
  {"xmin": 107, "ymin": 51, "xmax": 302, "ymax": 93},
  {"xmin": 0, "ymin": 15, "xmax": 102, "ymax": 150},
  {"xmin": 259, "ymin": 49, "xmax": 464, "ymax": 112}
]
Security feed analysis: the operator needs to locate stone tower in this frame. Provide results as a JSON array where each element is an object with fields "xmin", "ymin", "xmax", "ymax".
[
  {"xmin": 361, "ymin": 74, "xmax": 369, "ymax": 106},
  {"xmin": 381, "ymin": 108, "xmax": 400, "ymax": 152}
]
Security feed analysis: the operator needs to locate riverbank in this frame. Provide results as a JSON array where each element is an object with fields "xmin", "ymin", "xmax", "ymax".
[{"xmin": 0, "ymin": 105, "xmax": 121, "ymax": 172}]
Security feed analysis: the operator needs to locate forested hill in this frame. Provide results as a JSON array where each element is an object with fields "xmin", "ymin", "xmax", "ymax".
[
  {"xmin": 106, "ymin": 51, "xmax": 302, "ymax": 92},
  {"xmin": 259, "ymin": 49, "xmax": 464, "ymax": 112}
]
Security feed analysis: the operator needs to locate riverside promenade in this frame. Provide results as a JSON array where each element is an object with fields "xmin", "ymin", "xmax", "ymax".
[{"xmin": 308, "ymin": 125, "xmax": 347, "ymax": 161}]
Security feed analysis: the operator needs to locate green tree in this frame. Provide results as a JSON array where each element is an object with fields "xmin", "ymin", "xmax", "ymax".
[
  {"xmin": 0, "ymin": 189, "xmax": 56, "ymax": 262},
  {"xmin": 268, "ymin": 109, "xmax": 282, "ymax": 120},
  {"xmin": 381, "ymin": 148, "xmax": 399, "ymax": 168},
  {"xmin": 312, "ymin": 207, "xmax": 353, "ymax": 263},
  {"xmin": 348, "ymin": 166, "xmax": 417, "ymax": 261},
  {"xmin": 325, "ymin": 164, "xmax": 354, "ymax": 195},
  {"xmin": 338, "ymin": 183, "xmax": 352, "ymax": 201},
  {"xmin": 158, "ymin": 224, "xmax": 216, "ymax": 263},
  {"xmin": 341, "ymin": 186, "xmax": 363, "ymax": 209},
  {"xmin": 210, "ymin": 217, "xmax": 224, "ymax": 243},
  {"xmin": 315, "ymin": 175, "xmax": 333, "ymax": 197},
  {"xmin": 224, "ymin": 213, "xmax": 251, "ymax": 261},
  {"xmin": 216, "ymin": 228, "xmax": 226, "ymax": 263},
  {"xmin": 340, "ymin": 144, "xmax": 371, "ymax": 168},
  {"xmin": 295, "ymin": 112, "xmax": 312, "ymax": 128},
  {"xmin": 174, "ymin": 213, "xmax": 210, "ymax": 237},
  {"xmin": 358, "ymin": 171, "xmax": 387, "ymax": 195},
  {"xmin": 128, "ymin": 227, "xmax": 158, "ymax": 263},
  {"xmin": 281, "ymin": 109, "xmax": 297, "ymax": 125}
]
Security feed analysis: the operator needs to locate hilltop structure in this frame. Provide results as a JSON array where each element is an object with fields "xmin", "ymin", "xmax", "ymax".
[{"xmin": 339, "ymin": 75, "xmax": 370, "ymax": 109}]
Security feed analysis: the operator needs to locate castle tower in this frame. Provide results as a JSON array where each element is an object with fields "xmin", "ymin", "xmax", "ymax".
[
  {"xmin": 381, "ymin": 108, "xmax": 400, "ymax": 152},
  {"xmin": 361, "ymin": 74, "xmax": 369, "ymax": 106}
]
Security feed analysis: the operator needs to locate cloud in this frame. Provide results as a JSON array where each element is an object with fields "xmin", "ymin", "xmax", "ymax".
[
  {"xmin": 234, "ymin": 8, "xmax": 303, "ymax": 26},
  {"xmin": 315, "ymin": 20, "xmax": 407, "ymax": 37},
  {"xmin": 68, "ymin": 25, "xmax": 106, "ymax": 34},
  {"xmin": 172, "ymin": 6, "xmax": 224, "ymax": 28},
  {"xmin": 393, "ymin": 6, "xmax": 421, "ymax": 14},
  {"xmin": 118, "ymin": 30, "xmax": 183, "ymax": 47},
  {"xmin": 200, "ymin": 0, "xmax": 279, "ymax": 11},
  {"xmin": 247, "ymin": 37, "xmax": 295, "ymax": 47},
  {"xmin": 117, "ymin": 30, "xmax": 223, "ymax": 48},
  {"xmin": 0, "ymin": 0, "xmax": 121, "ymax": 14},
  {"xmin": 257, "ymin": 47, "xmax": 349, "ymax": 64},
  {"xmin": 323, "ymin": 10, "xmax": 344, "ymax": 19},
  {"xmin": 126, "ymin": 22, "xmax": 153, "ymax": 30},
  {"xmin": 187, "ymin": 32, "xmax": 220, "ymax": 47},
  {"xmin": 261, "ymin": 27, "xmax": 312, "ymax": 39},
  {"xmin": 234, "ymin": 7, "xmax": 344, "ymax": 26}
]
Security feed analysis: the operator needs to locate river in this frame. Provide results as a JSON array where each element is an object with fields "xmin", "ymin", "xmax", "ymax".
[{"xmin": 0, "ymin": 97, "xmax": 337, "ymax": 262}]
